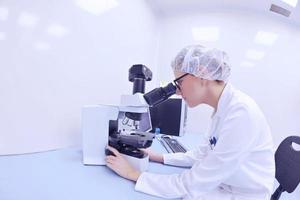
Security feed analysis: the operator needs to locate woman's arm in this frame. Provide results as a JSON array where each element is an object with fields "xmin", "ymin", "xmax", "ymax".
[{"xmin": 140, "ymin": 148, "xmax": 164, "ymax": 163}]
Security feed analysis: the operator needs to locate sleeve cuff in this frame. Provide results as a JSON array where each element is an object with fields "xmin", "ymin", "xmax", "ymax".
[
  {"xmin": 163, "ymin": 153, "xmax": 175, "ymax": 165},
  {"xmin": 135, "ymin": 172, "xmax": 147, "ymax": 192}
]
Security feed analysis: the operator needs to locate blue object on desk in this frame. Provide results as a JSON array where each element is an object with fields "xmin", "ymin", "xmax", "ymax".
[{"xmin": 155, "ymin": 127, "xmax": 161, "ymax": 135}]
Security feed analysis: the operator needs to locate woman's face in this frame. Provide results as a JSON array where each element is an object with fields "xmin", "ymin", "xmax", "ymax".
[{"xmin": 173, "ymin": 71, "xmax": 206, "ymax": 107}]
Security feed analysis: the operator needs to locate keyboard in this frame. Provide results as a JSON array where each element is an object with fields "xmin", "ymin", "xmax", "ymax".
[{"xmin": 159, "ymin": 136, "xmax": 187, "ymax": 153}]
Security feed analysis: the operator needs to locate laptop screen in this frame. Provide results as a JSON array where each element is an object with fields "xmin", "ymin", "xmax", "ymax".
[{"xmin": 149, "ymin": 98, "xmax": 187, "ymax": 136}]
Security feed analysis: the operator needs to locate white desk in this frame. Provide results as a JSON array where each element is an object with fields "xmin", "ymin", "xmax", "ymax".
[{"xmin": 0, "ymin": 133, "xmax": 204, "ymax": 200}]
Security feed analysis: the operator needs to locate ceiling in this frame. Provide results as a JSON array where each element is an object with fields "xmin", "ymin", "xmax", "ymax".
[{"xmin": 146, "ymin": 0, "xmax": 300, "ymax": 27}]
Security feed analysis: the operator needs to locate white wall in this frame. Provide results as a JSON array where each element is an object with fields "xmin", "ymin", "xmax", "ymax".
[
  {"xmin": 0, "ymin": 0, "xmax": 160, "ymax": 154},
  {"xmin": 156, "ymin": 10, "xmax": 300, "ymax": 147}
]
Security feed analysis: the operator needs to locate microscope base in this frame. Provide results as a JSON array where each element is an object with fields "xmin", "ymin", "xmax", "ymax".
[{"xmin": 122, "ymin": 153, "xmax": 149, "ymax": 172}]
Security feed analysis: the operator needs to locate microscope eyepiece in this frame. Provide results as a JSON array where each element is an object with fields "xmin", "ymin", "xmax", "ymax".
[{"xmin": 143, "ymin": 83, "xmax": 177, "ymax": 107}]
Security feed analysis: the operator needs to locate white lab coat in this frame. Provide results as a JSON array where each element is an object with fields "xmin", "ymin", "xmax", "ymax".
[{"xmin": 135, "ymin": 83, "xmax": 275, "ymax": 200}]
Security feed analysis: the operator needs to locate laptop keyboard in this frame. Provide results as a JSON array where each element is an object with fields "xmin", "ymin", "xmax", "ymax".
[{"xmin": 160, "ymin": 136, "xmax": 187, "ymax": 153}]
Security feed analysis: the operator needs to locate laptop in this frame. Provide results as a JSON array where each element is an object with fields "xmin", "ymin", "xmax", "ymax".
[{"xmin": 149, "ymin": 98, "xmax": 187, "ymax": 136}]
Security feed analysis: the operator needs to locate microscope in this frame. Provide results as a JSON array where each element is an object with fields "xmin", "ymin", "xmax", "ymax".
[{"xmin": 82, "ymin": 64, "xmax": 176, "ymax": 171}]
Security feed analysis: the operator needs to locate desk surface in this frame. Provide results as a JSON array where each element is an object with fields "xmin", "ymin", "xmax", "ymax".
[{"xmin": 0, "ymin": 133, "xmax": 204, "ymax": 200}]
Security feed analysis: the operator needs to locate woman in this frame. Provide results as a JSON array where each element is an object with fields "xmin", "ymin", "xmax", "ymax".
[{"xmin": 105, "ymin": 45, "xmax": 275, "ymax": 200}]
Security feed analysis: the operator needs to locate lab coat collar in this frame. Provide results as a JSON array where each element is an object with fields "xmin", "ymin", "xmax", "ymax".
[{"xmin": 212, "ymin": 82, "xmax": 234, "ymax": 118}]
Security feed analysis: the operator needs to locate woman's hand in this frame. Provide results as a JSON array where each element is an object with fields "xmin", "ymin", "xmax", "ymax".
[
  {"xmin": 140, "ymin": 148, "xmax": 164, "ymax": 163},
  {"xmin": 105, "ymin": 146, "xmax": 141, "ymax": 182}
]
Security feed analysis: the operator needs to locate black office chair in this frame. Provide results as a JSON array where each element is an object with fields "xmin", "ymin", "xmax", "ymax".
[{"xmin": 271, "ymin": 135, "xmax": 300, "ymax": 200}]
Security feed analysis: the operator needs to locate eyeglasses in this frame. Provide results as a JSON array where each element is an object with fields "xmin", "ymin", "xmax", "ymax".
[{"xmin": 173, "ymin": 73, "xmax": 189, "ymax": 91}]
